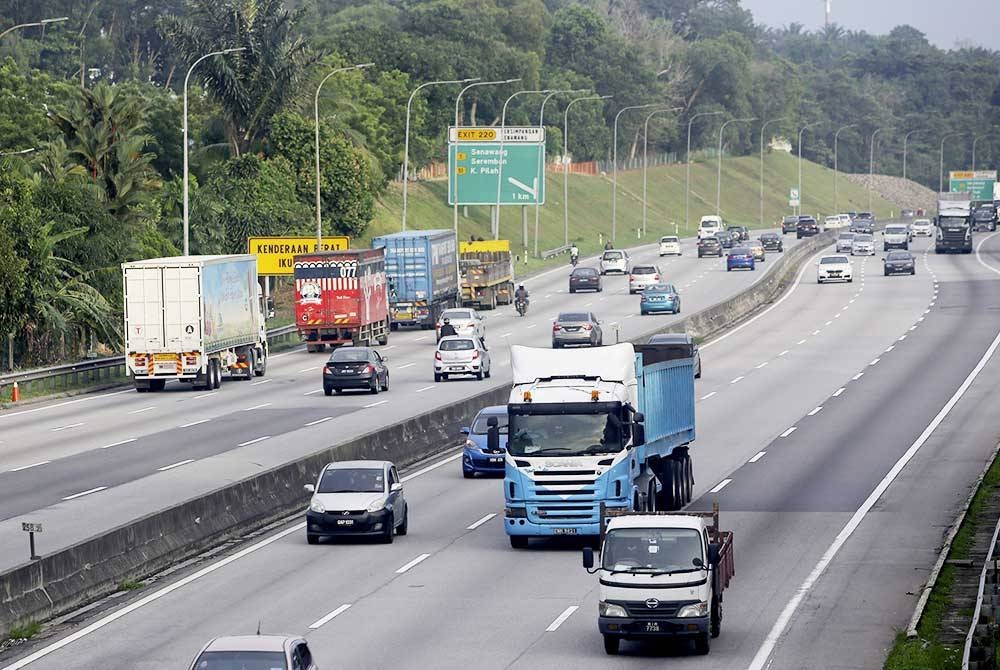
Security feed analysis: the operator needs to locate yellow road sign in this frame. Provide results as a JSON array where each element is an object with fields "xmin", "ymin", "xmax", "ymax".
[
  {"xmin": 248, "ymin": 236, "xmax": 350, "ymax": 275},
  {"xmin": 456, "ymin": 128, "xmax": 497, "ymax": 141}
]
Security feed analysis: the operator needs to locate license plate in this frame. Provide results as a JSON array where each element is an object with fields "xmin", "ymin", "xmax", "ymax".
[
  {"xmin": 553, "ymin": 528, "xmax": 577, "ymax": 535},
  {"xmin": 336, "ymin": 519, "xmax": 354, "ymax": 526},
  {"xmin": 489, "ymin": 457, "xmax": 503, "ymax": 463},
  {"xmin": 449, "ymin": 366, "xmax": 464, "ymax": 371},
  {"xmin": 396, "ymin": 312, "xmax": 412, "ymax": 320},
  {"xmin": 645, "ymin": 622, "xmax": 661, "ymax": 632}
]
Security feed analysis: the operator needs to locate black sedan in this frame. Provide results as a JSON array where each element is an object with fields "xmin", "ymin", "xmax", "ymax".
[
  {"xmin": 796, "ymin": 217, "xmax": 820, "ymax": 239},
  {"xmin": 781, "ymin": 216, "xmax": 799, "ymax": 234},
  {"xmin": 569, "ymin": 266, "xmax": 602, "ymax": 293},
  {"xmin": 322, "ymin": 346, "xmax": 389, "ymax": 395},
  {"xmin": 883, "ymin": 251, "xmax": 916, "ymax": 276},
  {"xmin": 716, "ymin": 230, "xmax": 737, "ymax": 249},
  {"xmin": 697, "ymin": 236, "xmax": 723, "ymax": 258},
  {"xmin": 760, "ymin": 232, "xmax": 783, "ymax": 252}
]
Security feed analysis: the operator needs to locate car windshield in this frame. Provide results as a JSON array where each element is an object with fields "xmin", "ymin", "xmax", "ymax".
[
  {"xmin": 854, "ymin": 235, "xmax": 873, "ymax": 242},
  {"xmin": 645, "ymin": 284, "xmax": 675, "ymax": 293},
  {"xmin": 731, "ymin": 247, "xmax": 751, "ymax": 255},
  {"xmin": 558, "ymin": 313, "xmax": 589, "ymax": 323},
  {"xmin": 700, "ymin": 238, "xmax": 718, "ymax": 244},
  {"xmin": 603, "ymin": 251, "xmax": 623, "ymax": 260},
  {"xmin": 914, "ymin": 220, "xmax": 931, "ymax": 226},
  {"xmin": 649, "ymin": 334, "xmax": 690, "ymax": 344},
  {"xmin": 885, "ymin": 227, "xmax": 907, "ymax": 234},
  {"xmin": 762, "ymin": 234, "xmax": 777, "ymax": 240},
  {"xmin": 839, "ymin": 233, "xmax": 854, "ymax": 240},
  {"xmin": 887, "ymin": 252, "xmax": 912, "ymax": 261},
  {"xmin": 660, "ymin": 237, "xmax": 678, "ymax": 243},
  {"xmin": 820, "ymin": 257, "xmax": 849, "ymax": 265},
  {"xmin": 508, "ymin": 410, "xmax": 626, "ymax": 456},
  {"xmin": 442, "ymin": 309, "xmax": 473, "ymax": 321},
  {"xmin": 632, "ymin": 266, "xmax": 656, "ymax": 274},
  {"xmin": 858, "ymin": 212, "xmax": 873, "ymax": 218},
  {"xmin": 330, "ymin": 349, "xmax": 370, "ymax": 363},
  {"xmin": 439, "ymin": 339, "xmax": 475, "ymax": 351},
  {"xmin": 193, "ymin": 651, "xmax": 287, "ymax": 670},
  {"xmin": 472, "ymin": 414, "xmax": 509, "ymax": 434},
  {"xmin": 974, "ymin": 210, "xmax": 994, "ymax": 219},
  {"xmin": 318, "ymin": 467, "xmax": 384, "ymax": 494},
  {"xmin": 602, "ymin": 528, "xmax": 704, "ymax": 574},
  {"xmin": 572, "ymin": 268, "xmax": 597, "ymax": 276}
]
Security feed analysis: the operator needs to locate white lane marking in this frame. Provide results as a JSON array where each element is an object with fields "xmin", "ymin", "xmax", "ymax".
[
  {"xmin": 243, "ymin": 403, "xmax": 271, "ymax": 411},
  {"xmin": 929, "ymin": 301, "xmax": 935, "ymax": 307},
  {"xmin": 298, "ymin": 367, "xmax": 318, "ymax": 373},
  {"xmin": 700, "ymin": 392, "xmax": 717, "ymax": 401},
  {"xmin": 180, "ymin": 418, "xmax": 210, "ymax": 428},
  {"xmin": 546, "ymin": 606, "xmax": 580, "ymax": 632},
  {"xmin": 501, "ymin": 332, "xmax": 512, "ymax": 338},
  {"xmin": 526, "ymin": 323, "xmax": 537, "ymax": 329},
  {"xmin": 885, "ymin": 345, "xmax": 895, "ymax": 352},
  {"xmin": 304, "ymin": 389, "xmax": 323, "ymax": 396},
  {"xmin": 10, "ymin": 461, "xmax": 50, "ymax": 472},
  {"xmin": 709, "ymin": 479, "xmax": 732, "ymax": 494},
  {"xmin": 0, "ymin": 389, "xmax": 131, "ymax": 420},
  {"xmin": 250, "ymin": 379, "xmax": 272, "ymax": 386},
  {"xmin": 811, "ymin": 329, "xmax": 821, "ymax": 336},
  {"xmin": 755, "ymin": 362, "xmax": 769, "ymax": 369},
  {"xmin": 2, "ymin": 447, "xmax": 472, "ymax": 668},
  {"xmin": 237, "ymin": 436, "xmax": 270, "ymax": 447},
  {"xmin": 898, "ymin": 335, "xmax": 907, "ymax": 341},
  {"xmin": 395, "ymin": 553, "xmax": 432, "ymax": 574},
  {"xmin": 778, "ymin": 350, "xmax": 789, "ymax": 357},
  {"xmin": 852, "ymin": 372, "xmax": 864, "ymax": 380},
  {"xmin": 730, "ymin": 376, "xmax": 744, "ymax": 384},
  {"xmin": 415, "ymin": 336, "xmax": 429, "ymax": 342},
  {"xmin": 62, "ymin": 486, "xmax": 107, "ymax": 501},
  {"xmin": 128, "ymin": 406, "xmax": 155, "ymax": 415},
  {"xmin": 415, "ymin": 385, "xmax": 436, "ymax": 393},
  {"xmin": 833, "ymin": 313, "xmax": 841, "ymax": 319},
  {"xmin": 384, "ymin": 346, "xmax": 396, "ymax": 350},
  {"xmin": 100, "ymin": 438, "xmax": 137, "ymax": 449},
  {"xmin": 748, "ymin": 451, "xmax": 766, "ymax": 464},
  {"xmin": 779, "ymin": 427, "xmax": 797, "ymax": 438},
  {"xmin": 748, "ymin": 321, "xmax": 1000, "ymax": 670},
  {"xmin": 305, "ymin": 417, "xmax": 332, "ymax": 427},
  {"xmin": 825, "ymin": 321, "xmax": 833, "ymax": 326},
  {"xmin": 909, "ymin": 325, "xmax": 918, "ymax": 331},
  {"xmin": 191, "ymin": 393, "xmax": 216, "ymax": 401},
  {"xmin": 308, "ymin": 604, "xmax": 352, "ymax": 630},
  {"xmin": 833, "ymin": 387, "xmax": 846, "ymax": 397},
  {"xmin": 50, "ymin": 423, "xmax": 84, "ymax": 432},
  {"xmin": 467, "ymin": 513, "xmax": 497, "ymax": 530},
  {"xmin": 364, "ymin": 400, "xmax": 388, "ymax": 409},
  {"xmin": 797, "ymin": 339, "xmax": 807, "ymax": 345},
  {"xmin": 918, "ymin": 317, "xmax": 925, "ymax": 322},
  {"xmin": 157, "ymin": 459, "xmax": 194, "ymax": 472},
  {"xmin": 544, "ymin": 294, "xmax": 552, "ymax": 299},
  {"xmin": 807, "ymin": 406, "xmax": 823, "ymax": 416},
  {"xmin": 870, "ymin": 358, "xmax": 880, "ymax": 366},
  {"xmin": 924, "ymin": 309, "xmax": 931, "ymax": 314}
]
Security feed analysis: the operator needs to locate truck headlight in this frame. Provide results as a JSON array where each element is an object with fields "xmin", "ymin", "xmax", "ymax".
[
  {"xmin": 367, "ymin": 498, "xmax": 386, "ymax": 513},
  {"xmin": 677, "ymin": 602, "xmax": 708, "ymax": 618},
  {"xmin": 309, "ymin": 499, "xmax": 325, "ymax": 514},
  {"xmin": 599, "ymin": 602, "xmax": 628, "ymax": 618}
]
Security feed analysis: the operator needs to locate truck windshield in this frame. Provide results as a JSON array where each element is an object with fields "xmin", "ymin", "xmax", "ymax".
[
  {"xmin": 939, "ymin": 217, "xmax": 968, "ymax": 227},
  {"xmin": 507, "ymin": 410, "xmax": 626, "ymax": 456},
  {"xmin": 603, "ymin": 528, "xmax": 704, "ymax": 573}
]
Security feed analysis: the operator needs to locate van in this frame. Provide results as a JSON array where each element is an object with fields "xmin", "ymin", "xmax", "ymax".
[{"xmin": 698, "ymin": 216, "xmax": 723, "ymax": 239}]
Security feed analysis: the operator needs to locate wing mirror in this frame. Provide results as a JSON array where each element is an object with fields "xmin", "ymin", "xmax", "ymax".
[
  {"xmin": 460, "ymin": 426, "xmax": 471, "ymax": 435},
  {"xmin": 303, "ymin": 484, "xmax": 315, "ymax": 494},
  {"xmin": 390, "ymin": 482, "xmax": 403, "ymax": 493}
]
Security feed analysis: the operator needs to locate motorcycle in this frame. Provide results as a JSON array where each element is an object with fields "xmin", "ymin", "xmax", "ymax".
[
  {"xmin": 570, "ymin": 253, "xmax": 579, "ymax": 267},
  {"xmin": 515, "ymin": 298, "xmax": 529, "ymax": 317}
]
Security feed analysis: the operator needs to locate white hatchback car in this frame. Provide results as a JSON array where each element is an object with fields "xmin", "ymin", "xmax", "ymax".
[
  {"xmin": 600, "ymin": 249, "xmax": 630, "ymax": 275},
  {"xmin": 628, "ymin": 265, "xmax": 662, "ymax": 294},
  {"xmin": 434, "ymin": 336, "xmax": 491, "ymax": 381},
  {"xmin": 817, "ymin": 255, "xmax": 854, "ymax": 284},
  {"xmin": 658, "ymin": 236, "xmax": 681, "ymax": 256},
  {"xmin": 436, "ymin": 307, "xmax": 485, "ymax": 342},
  {"xmin": 911, "ymin": 219, "xmax": 933, "ymax": 237}
]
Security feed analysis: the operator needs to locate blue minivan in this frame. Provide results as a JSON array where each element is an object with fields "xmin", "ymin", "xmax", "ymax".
[{"xmin": 461, "ymin": 405, "xmax": 508, "ymax": 477}]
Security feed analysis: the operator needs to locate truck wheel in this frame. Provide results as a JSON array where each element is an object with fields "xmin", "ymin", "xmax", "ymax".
[
  {"xmin": 710, "ymin": 595, "xmax": 721, "ymax": 638},
  {"xmin": 254, "ymin": 351, "xmax": 267, "ymax": 377},
  {"xmin": 693, "ymin": 633, "xmax": 710, "ymax": 655},
  {"xmin": 213, "ymin": 360, "xmax": 222, "ymax": 389},
  {"xmin": 509, "ymin": 536, "xmax": 529, "ymax": 549},
  {"xmin": 603, "ymin": 635, "xmax": 620, "ymax": 655},
  {"xmin": 378, "ymin": 321, "xmax": 390, "ymax": 346},
  {"xmin": 244, "ymin": 351, "xmax": 255, "ymax": 380}
]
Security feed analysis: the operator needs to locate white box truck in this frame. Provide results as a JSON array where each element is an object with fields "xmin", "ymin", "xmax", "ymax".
[{"xmin": 123, "ymin": 255, "xmax": 268, "ymax": 392}]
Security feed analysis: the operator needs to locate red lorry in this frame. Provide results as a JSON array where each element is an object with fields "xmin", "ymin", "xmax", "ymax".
[{"xmin": 293, "ymin": 249, "xmax": 391, "ymax": 352}]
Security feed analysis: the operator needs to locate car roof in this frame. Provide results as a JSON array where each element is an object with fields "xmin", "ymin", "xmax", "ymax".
[
  {"xmin": 557, "ymin": 311, "xmax": 591, "ymax": 320},
  {"xmin": 203, "ymin": 635, "xmax": 295, "ymax": 653},
  {"xmin": 648, "ymin": 333, "xmax": 692, "ymax": 344},
  {"xmin": 438, "ymin": 335, "xmax": 477, "ymax": 343},
  {"xmin": 632, "ymin": 265, "xmax": 657, "ymax": 271},
  {"xmin": 822, "ymin": 255, "xmax": 850, "ymax": 261},
  {"xmin": 325, "ymin": 460, "xmax": 390, "ymax": 471},
  {"xmin": 475, "ymin": 405, "xmax": 507, "ymax": 416}
]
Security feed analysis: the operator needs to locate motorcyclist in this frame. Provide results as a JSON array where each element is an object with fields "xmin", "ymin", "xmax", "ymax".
[
  {"xmin": 604, "ymin": 240, "xmax": 613, "ymax": 250},
  {"xmin": 514, "ymin": 284, "xmax": 529, "ymax": 314},
  {"xmin": 570, "ymin": 244, "xmax": 579, "ymax": 265},
  {"xmin": 438, "ymin": 318, "xmax": 457, "ymax": 339}
]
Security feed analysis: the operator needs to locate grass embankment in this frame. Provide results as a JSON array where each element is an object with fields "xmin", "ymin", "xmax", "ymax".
[{"xmin": 366, "ymin": 152, "xmax": 896, "ymax": 275}]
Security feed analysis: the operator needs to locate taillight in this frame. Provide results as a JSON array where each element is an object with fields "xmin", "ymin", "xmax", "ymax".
[
  {"xmin": 365, "ymin": 364, "xmax": 375, "ymax": 374},
  {"xmin": 322, "ymin": 366, "xmax": 331, "ymax": 374},
  {"xmin": 552, "ymin": 324, "xmax": 561, "ymax": 331},
  {"xmin": 472, "ymin": 351, "xmax": 480, "ymax": 359},
  {"xmin": 629, "ymin": 275, "xmax": 636, "ymax": 281},
  {"xmin": 654, "ymin": 275, "xmax": 660, "ymax": 281},
  {"xmin": 435, "ymin": 351, "xmax": 442, "ymax": 360}
]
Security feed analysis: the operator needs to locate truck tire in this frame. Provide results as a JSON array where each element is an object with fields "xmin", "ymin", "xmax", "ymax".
[
  {"xmin": 244, "ymin": 351, "xmax": 255, "ymax": 380},
  {"xmin": 377, "ymin": 320, "xmax": 389, "ymax": 346},
  {"xmin": 710, "ymin": 595, "xmax": 721, "ymax": 638},
  {"xmin": 212, "ymin": 359, "xmax": 222, "ymax": 389},
  {"xmin": 254, "ymin": 350, "xmax": 267, "ymax": 377},
  {"xmin": 603, "ymin": 635, "xmax": 620, "ymax": 655},
  {"xmin": 509, "ymin": 536, "xmax": 529, "ymax": 549}
]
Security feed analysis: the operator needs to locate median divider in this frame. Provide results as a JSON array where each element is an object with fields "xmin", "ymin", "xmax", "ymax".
[{"xmin": 0, "ymin": 231, "xmax": 836, "ymax": 638}]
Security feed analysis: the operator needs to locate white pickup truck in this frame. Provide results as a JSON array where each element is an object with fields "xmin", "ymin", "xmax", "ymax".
[{"xmin": 583, "ymin": 505, "xmax": 734, "ymax": 656}]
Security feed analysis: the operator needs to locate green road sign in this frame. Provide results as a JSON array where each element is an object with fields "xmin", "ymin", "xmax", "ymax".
[
  {"xmin": 448, "ymin": 143, "xmax": 545, "ymax": 206},
  {"xmin": 949, "ymin": 170, "xmax": 997, "ymax": 201}
]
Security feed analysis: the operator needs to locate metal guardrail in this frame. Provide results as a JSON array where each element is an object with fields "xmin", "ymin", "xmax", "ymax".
[
  {"xmin": 0, "ymin": 324, "xmax": 299, "ymax": 399},
  {"xmin": 963, "ymin": 516, "xmax": 1000, "ymax": 669},
  {"xmin": 541, "ymin": 244, "xmax": 572, "ymax": 260}
]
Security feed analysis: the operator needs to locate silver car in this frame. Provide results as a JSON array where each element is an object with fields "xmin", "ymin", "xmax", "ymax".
[
  {"xmin": 436, "ymin": 308, "xmax": 485, "ymax": 342},
  {"xmin": 304, "ymin": 460, "xmax": 407, "ymax": 544},
  {"xmin": 189, "ymin": 635, "xmax": 318, "ymax": 670},
  {"xmin": 836, "ymin": 232, "xmax": 855, "ymax": 253},
  {"xmin": 851, "ymin": 233, "xmax": 875, "ymax": 256},
  {"xmin": 434, "ymin": 336, "xmax": 491, "ymax": 381},
  {"xmin": 599, "ymin": 249, "xmax": 630, "ymax": 275},
  {"xmin": 628, "ymin": 265, "xmax": 661, "ymax": 294},
  {"xmin": 552, "ymin": 311, "xmax": 603, "ymax": 348}
]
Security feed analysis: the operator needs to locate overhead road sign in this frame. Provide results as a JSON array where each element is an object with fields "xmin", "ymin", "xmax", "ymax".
[
  {"xmin": 248, "ymin": 236, "xmax": 350, "ymax": 276},
  {"xmin": 449, "ymin": 126, "xmax": 545, "ymax": 143},
  {"xmin": 949, "ymin": 170, "xmax": 997, "ymax": 201},
  {"xmin": 448, "ymin": 143, "xmax": 545, "ymax": 206}
]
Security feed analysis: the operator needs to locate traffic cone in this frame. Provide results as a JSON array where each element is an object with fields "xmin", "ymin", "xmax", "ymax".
[{"xmin": 10, "ymin": 381, "xmax": 20, "ymax": 403}]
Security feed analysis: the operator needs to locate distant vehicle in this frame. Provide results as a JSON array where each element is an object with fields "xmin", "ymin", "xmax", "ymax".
[
  {"xmin": 639, "ymin": 283, "xmax": 681, "ymax": 315},
  {"xmin": 817, "ymin": 255, "xmax": 854, "ymax": 284},
  {"xmin": 461, "ymin": 405, "xmax": 508, "ymax": 478},
  {"xmin": 715, "ymin": 230, "xmax": 736, "ymax": 249},
  {"xmin": 552, "ymin": 311, "xmax": 603, "ymax": 348},
  {"xmin": 569, "ymin": 266, "xmax": 602, "ymax": 293},
  {"xmin": 726, "ymin": 225, "xmax": 748, "ymax": 241},
  {"xmin": 435, "ymin": 336, "xmax": 491, "ymax": 381},
  {"xmin": 901, "ymin": 208, "xmax": 915, "ymax": 218},
  {"xmin": 882, "ymin": 225, "xmax": 910, "ymax": 251},
  {"xmin": 698, "ymin": 215, "xmax": 723, "ymax": 239},
  {"xmin": 857, "ymin": 211, "xmax": 876, "ymax": 222},
  {"xmin": 726, "ymin": 247, "xmax": 755, "ymax": 272},
  {"xmin": 435, "ymin": 307, "xmax": 485, "ymax": 342},
  {"xmin": 847, "ymin": 211, "xmax": 859, "ymax": 220},
  {"xmin": 781, "ymin": 215, "xmax": 800, "ymax": 234},
  {"xmin": 374, "ymin": 230, "xmax": 458, "ymax": 331},
  {"xmin": 836, "ymin": 232, "xmax": 856, "ymax": 253},
  {"xmin": 188, "ymin": 635, "xmax": 318, "ymax": 670},
  {"xmin": 910, "ymin": 219, "xmax": 934, "ymax": 237},
  {"xmin": 759, "ymin": 232, "xmax": 783, "ymax": 252},
  {"xmin": 459, "ymin": 239, "xmax": 515, "ymax": 310},
  {"xmin": 648, "ymin": 332, "xmax": 701, "ymax": 378},
  {"xmin": 972, "ymin": 204, "xmax": 997, "ymax": 232},
  {"xmin": 659, "ymin": 235, "xmax": 681, "ymax": 256},
  {"xmin": 851, "ymin": 219, "xmax": 874, "ymax": 235},
  {"xmin": 697, "ymin": 237, "xmax": 723, "ymax": 258},
  {"xmin": 936, "ymin": 192, "xmax": 973, "ymax": 254},
  {"xmin": 837, "ymin": 214, "xmax": 853, "ymax": 228},
  {"xmin": 748, "ymin": 241, "xmax": 766, "ymax": 261},
  {"xmin": 796, "ymin": 217, "xmax": 820, "ymax": 239},
  {"xmin": 600, "ymin": 249, "xmax": 631, "ymax": 275},
  {"xmin": 824, "ymin": 215, "xmax": 844, "ymax": 229},
  {"xmin": 851, "ymin": 233, "xmax": 875, "ymax": 256},
  {"xmin": 628, "ymin": 265, "xmax": 662, "ymax": 294},
  {"xmin": 304, "ymin": 460, "xmax": 407, "ymax": 544},
  {"xmin": 883, "ymin": 250, "xmax": 916, "ymax": 276},
  {"xmin": 322, "ymin": 346, "xmax": 389, "ymax": 396}
]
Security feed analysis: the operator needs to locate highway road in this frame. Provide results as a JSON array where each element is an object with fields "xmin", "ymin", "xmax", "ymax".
[
  {"xmin": 0, "ymin": 231, "xmax": 804, "ymax": 572},
  {"xmin": 9, "ymin": 231, "xmax": 1000, "ymax": 670}
]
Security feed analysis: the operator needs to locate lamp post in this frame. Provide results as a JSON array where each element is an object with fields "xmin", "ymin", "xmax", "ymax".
[
  {"xmin": 939, "ymin": 132, "xmax": 967, "ymax": 193},
  {"xmin": 611, "ymin": 104, "xmax": 658, "ymax": 244},
  {"xmin": 797, "ymin": 122, "xmax": 822, "ymax": 216},
  {"xmin": 0, "ymin": 16, "xmax": 67, "ymax": 40},
  {"xmin": 685, "ymin": 111, "xmax": 724, "ymax": 230},
  {"xmin": 183, "ymin": 47, "xmax": 245, "ymax": 256},
  {"xmin": 493, "ymin": 89, "xmax": 551, "ymax": 240},
  {"xmin": 868, "ymin": 127, "xmax": 885, "ymax": 212},
  {"xmin": 564, "ymin": 94, "xmax": 611, "ymax": 247},
  {"xmin": 972, "ymin": 134, "xmax": 990, "ymax": 172},
  {"xmin": 715, "ymin": 117, "xmax": 756, "ymax": 216},
  {"xmin": 902, "ymin": 130, "xmax": 921, "ymax": 182},
  {"xmin": 759, "ymin": 117, "xmax": 789, "ymax": 228},
  {"xmin": 314, "ymin": 62, "xmax": 373, "ymax": 246},
  {"xmin": 451, "ymin": 78, "xmax": 520, "ymax": 235},
  {"xmin": 833, "ymin": 124, "xmax": 857, "ymax": 214},
  {"xmin": 533, "ymin": 89, "xmax": 587, "ymax": 256},
  {"xmin": 642, "ymin": 107, "xmax": 682, "ymax": 237}
]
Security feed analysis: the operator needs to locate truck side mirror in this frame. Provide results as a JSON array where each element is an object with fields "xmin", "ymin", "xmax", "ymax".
[
  {"xmin": 582, "ymin": 546, "xmax": 595, "ymax": 569},
  {"xmin": 708, "ymin": 543, "xmax": 720, "ymax": 566}
]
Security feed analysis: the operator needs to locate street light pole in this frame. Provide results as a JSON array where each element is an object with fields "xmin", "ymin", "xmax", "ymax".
[
  {"xmin": 183, "ymin": 47, "xmax": 245, "ymax": 256},
  {"xmin": 534, "ymin": 89, "xmax": 587, "ymax": 256},
  {"xmin": 564, "ymin": 95, "xmax": 611, "ymax": 247},
  {"xmin": 868, "ymin": 127, "xmax": 884, "ymax": 212},
  {"xmin": 686, "ymin": 111, "xmax": 724, "ymax": 231},
  {"xmin": 494, "ymin": 89, "xmax": 551, "ymax": 240},
  {"xmin": 759, "ymin": 117, "xmax": 789, "ymax": 228},
  {"xmin": 451, "ymin": 78, "xmax": 520, "ymax": 235},
  {"xmin": 797, "ymin": 122, "xmax": 822, "ymax": 217},
  {"xmin": 939, "ymin": 132, "xmax": 967, "ymax": 193},
  {"xmin": 612, "ymin": 103, "xmax": 657, "ymax": 244},
  {"xmin": 833, "ymin": 124, "xmax": 857, "ymax": 215},
  {"xmin": 902, "ymin": 130, "xmax": 920, "ymax": 183},
  {"xmin": 0, "ymin": 16, "xmax": 68, "ymax": 40},
  {"xmin": 642, "ymin": 107, "xmax": 682, "ymax": 237},
  {"xmin": 972, "ymin": 134, "xmax": 989, "ymax": 172},
  {"xmin": 716, "ymin": 117, "xmax": 756, "ymax": 216}
]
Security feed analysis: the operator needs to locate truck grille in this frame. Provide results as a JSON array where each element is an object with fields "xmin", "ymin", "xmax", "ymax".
[
  {"xmin": 530, "ymin": 469, "xmax": 600, "ymax": 498},
  {"xmin": 531, "ymin": 503, "xmax": 599, "ymax": 523},
  {"xmin": 622, "ymin": 600, "xmax": 699, "ymax": 619}
]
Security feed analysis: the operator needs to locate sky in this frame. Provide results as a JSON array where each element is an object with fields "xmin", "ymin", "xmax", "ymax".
[{"xmin": 739, "ymin": 0, "xmax": 996, "ymax": 50}]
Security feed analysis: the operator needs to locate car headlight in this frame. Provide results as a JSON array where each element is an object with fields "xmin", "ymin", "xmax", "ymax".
[
  {"xmin": 367, "ymin": 498, "xmax": 386, "ymax": 513},
  {"xmin": 309, "ymin": 498, "xmax": 325, "ymax": 514},
  {"xmin": 465, "ymin": 439, "xmax": 477, "ymax": 449},
  {"xmin": 677, "ymin": 601, "xmax": 709, "ymax": 618},
  {"xmin": 599, "ymin": 602, "xmax": 628, "ymax": 618}
]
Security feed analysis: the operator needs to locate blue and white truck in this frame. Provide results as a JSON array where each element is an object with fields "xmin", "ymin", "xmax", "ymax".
[
  {"xmin": 504, "ymin": 342, "xmax": 696, "ymax": 548},
  {"xmin": 372, "ymin": 230, "xmax": 459, "ymax": 330}
]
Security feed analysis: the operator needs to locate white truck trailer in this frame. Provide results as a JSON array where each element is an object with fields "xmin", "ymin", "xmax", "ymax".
[{"xmin": 123, "ymin": 255, "xmax": 268, "ymax": 392}]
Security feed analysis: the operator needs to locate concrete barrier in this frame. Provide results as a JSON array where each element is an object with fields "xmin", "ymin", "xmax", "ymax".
[{"xmin": 0, "ymin": 232, "xmax": 836, "ymax": 637}]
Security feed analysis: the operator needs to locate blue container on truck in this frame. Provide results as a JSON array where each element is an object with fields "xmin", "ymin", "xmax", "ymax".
[
  {"xmin": 503, "ymin": 342, "xmax": 696, "ymax": 548},
  {"xmin": 372, "ymin": 230, "xmax": 459, "ymax": 329}
]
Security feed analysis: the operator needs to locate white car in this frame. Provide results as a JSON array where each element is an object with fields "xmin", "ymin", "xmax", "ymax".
[
  {"xmin": 189, "ymin": 635, "xmax": 319, "ymax": 670},
  {"xmin": 835, "ymin": 232, "xmax": 855, "ymax": 253},
  {"xmin": 882, "ymin": 225, "xmax": 910, "ymax": 250},
  {"xmin": 658, "ymin": 236, "xmax": 681, "ymax": 256},
  {"xmin": 825, "ymin": 215, "xmax": 845, "ymax": 230},
  {"xmin": 628, "ymin": 265, "xmax": 661, "ymax": 293},
  {"xmin": 911, "ymin": 219, "xmax": 933, "ymax": 237},
  {"xmin": 698, "ymin": 216, "xmax": 723, "ymax": 239},
  {"xmin": 838, "ymin": 214, "xmax": 853, "ymax": 228},
  {"xmin": 434, "ymin": 336, "xmax": 491, "ymax": 381},
  {"xmin": 600, "ymin": 249, "xmax": 630, "ymax": 275},
  {"xmin": 304, "ymin": 460, "xmax": 407, "ymax": 544},
  {"xmin": 851, "ymin": 233, "xmax": 875, "ymax": 256},
  {"xmin": 436, "ymin": 307, "xmax": 485, "ymax": 342},
  {"xmin": 817, "ymin": 255, "xmax": 854, "ymax": 284}
]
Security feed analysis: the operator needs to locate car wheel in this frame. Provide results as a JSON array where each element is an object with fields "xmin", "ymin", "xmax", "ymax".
[
  {"xmin": 509, "ymin": 535, "xmax": 529, "ymax": 549},
  {"xmin": 382, "ymin": 373, "xmax": 389, "ymax": 391},
  {"xmin": 603, "ymin": 635, "xmax": 621, "ymax": 655},
  {"xmin": 442, "ymin": 373, "xmax": 450, "ymax": 381},
  {"xmin": 884, "ymin": 270, "xmax": 889, "ymax": 276},
  {"xmin": 597, "ymin": 286, "xmax": 603, "ymax": 292},
  {"xmin": 569, "ymin": 288, "xmax": 576, "ymax": 293},
  {"xmin": 641, "ymin": 310, "xmax": 648, "ymax": 316},
  {"xmin": 370, "ymin": 377, "xmax": 379, "ymax": 394},
  {"xmin": 324, "ymin": 386, "xmax": 333, "ymax": 396},
  {"xmin": 726, "ymin": 266, "xmax": 731, "ymax": 272},
  {"xmin": 476, "ymin": 370, "xmax": 483, "ymax": 380},
  {"xmin": 307, "ymin": 534, "xmax": 319, "ymax": 545},
  {"xmin": 381, "ymin": 518, "xmax": 394, "ymax": 544},
  {"xmin": 596, "ymin": 338, "xmax": 603, "ymax": 347},
  {"xmin": 485, "ymin": 366, "xmax": 491, "ymax": 378},
  {"xmin": 396, "ymin": 505, "xmax": 408, "ymax": 536},
  {"xmin": 434, "ymin": 373, "xmax": 442, "ymax": 382},
  {"xmin": 911, "ymin": 269, "xmax": 916, "ymax": 275},
  {"xmin": 463, "ymin": 470, "xmax": 474, "ymax": 479},
  {"xmin": 848, "ymin": 278, "xmax": 853, "ymax": 283}
]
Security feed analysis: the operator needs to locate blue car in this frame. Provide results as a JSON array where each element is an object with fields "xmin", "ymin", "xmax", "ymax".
[
  {"xmin": 639, "ymin": 283, "xmax": 681, "ymax": 315},
  {"xmin": 461, "ymin": 405, "xmax": 508, "ymax": 477},
  {"xmin": 726, "ymin": 247, "xmax": 755, "ymax": 272}
]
